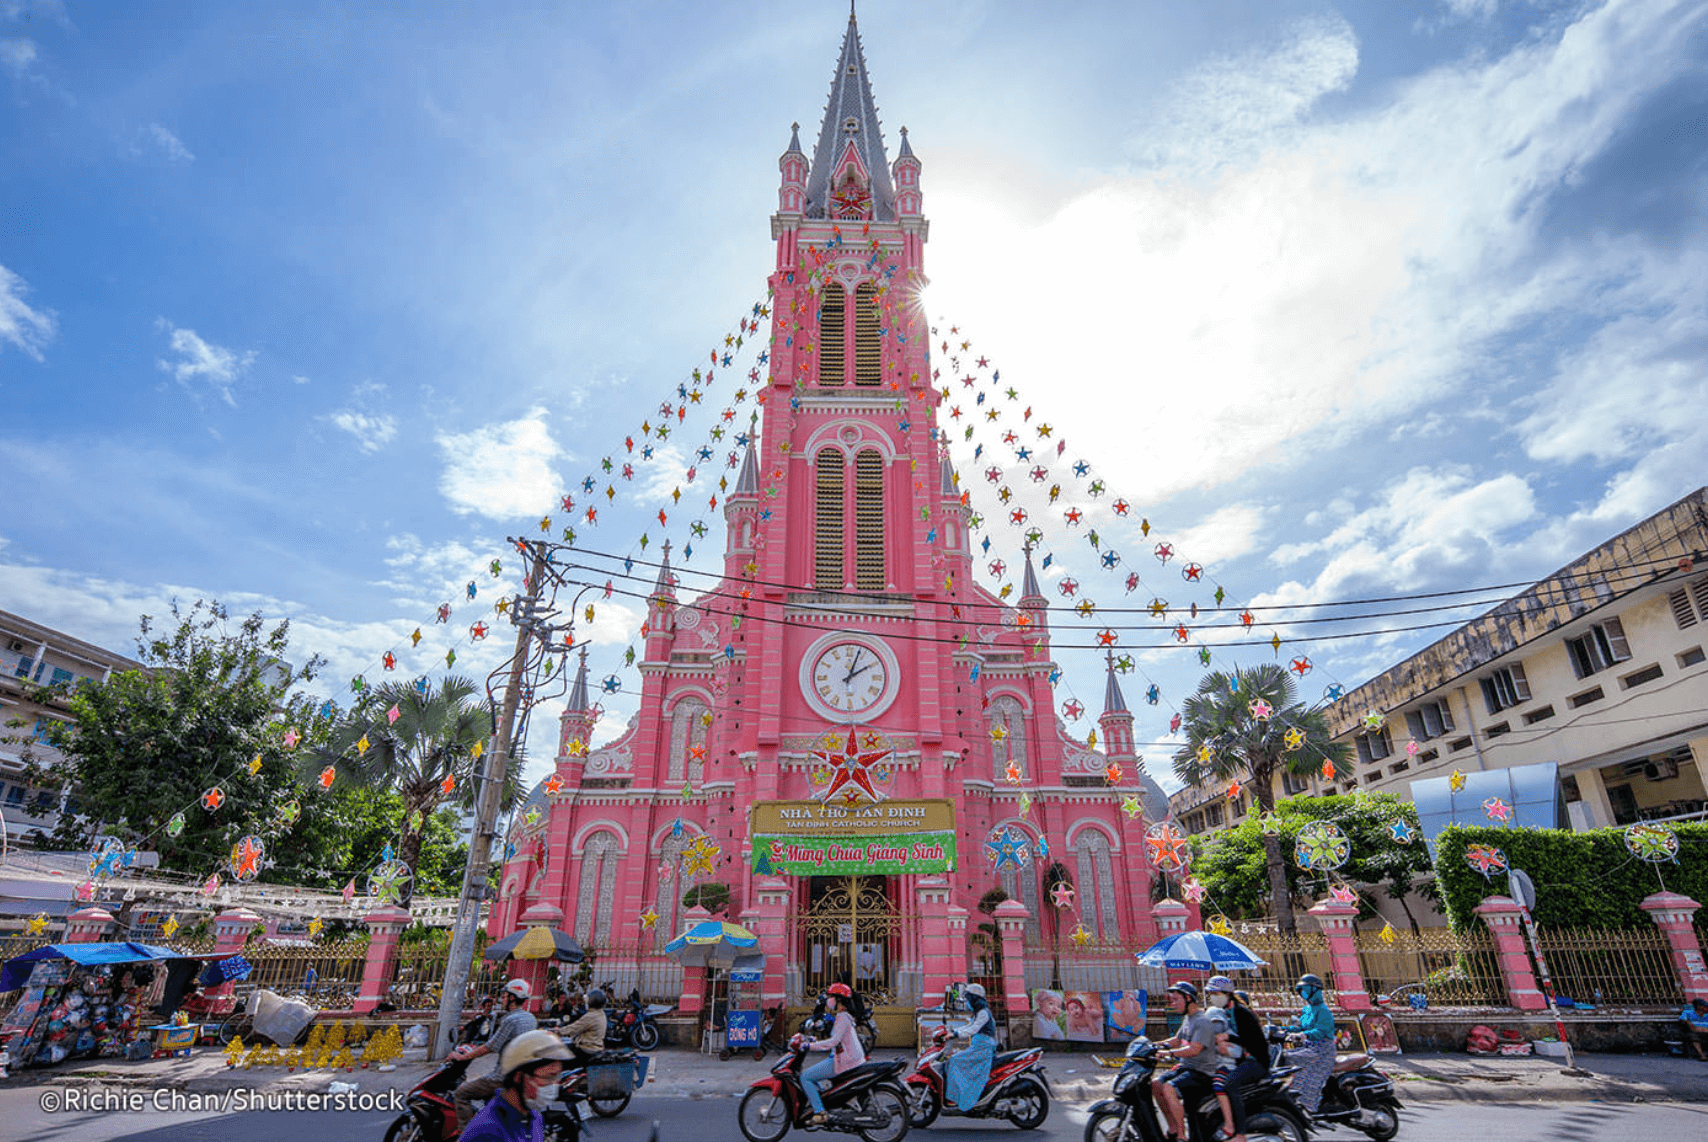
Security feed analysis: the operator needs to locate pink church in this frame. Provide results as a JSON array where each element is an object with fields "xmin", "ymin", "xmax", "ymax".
[{"xmin": 488, "ymin": 13, "xmax": 1173, "ymax": 1040}]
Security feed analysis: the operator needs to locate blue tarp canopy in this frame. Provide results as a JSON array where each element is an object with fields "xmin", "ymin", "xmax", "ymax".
[
  {"xmin": 1411, "ymin": 761, "xmax": 1564, "ymax": 853},
  {"xmin": 0, "ymin": 942, "xmax": 182, "ymax": 993}
]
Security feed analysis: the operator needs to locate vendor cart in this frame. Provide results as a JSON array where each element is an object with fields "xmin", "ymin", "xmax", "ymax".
[
  {"xmin": 0, "ymin": 942, "xmax": 197, "ymax": 1067},
  {"xmin": 719, "ymin": 954, "xmax": 766, "ymax": 1060}
]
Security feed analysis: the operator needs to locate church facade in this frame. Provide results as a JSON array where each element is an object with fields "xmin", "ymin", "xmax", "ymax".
[{"xmin": 487, "ymin": 13, "xmax": 1172, "ymax": 1026}]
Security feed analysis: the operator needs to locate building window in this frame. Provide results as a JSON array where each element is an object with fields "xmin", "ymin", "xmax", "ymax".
[
  {"xmin": 1569, "ymin": 686, "xmax": 1604, "ymax": 708},
  {"xmin": 1621, "ymin": 663, "xmax": 1664, "ymax": 689},
  {"xmin": 853, "ymin": 449, "xmax": 885, "ymax": 589},
  {"xmin": 1668, "ymin": 577, "xmax": 1708, "ymax": 629},
  {"xmin": 818, "ymin": 285, "xmax": 845, "ymax": 386},
  {"xmin": 987, "ymin": 696, "xmax": 1029, "ymax": 774},
  {"xmin": 49, "ymin": 667, "xmax": 74, "ymax": 687},
  {"xmin": 814, "ymin": 449, "xmax": 845, "ymax": 589},
  {"xmin": 13, "ymin": 656, "xmax": 32, "ymax": 678},
  {"xmin": 997, "ymin": 846, "xmax": 1040, "ymax": 921},
  {"xmin": 574, "ymin": 832, "xmax": 621, "ymax": 945},
  {"xmin": 1282, "ymin": 770, "xmax": 1310, "ymax": 795},
  {"xmin": 1565, "ymin": 617, "xmax": 1631, "ymax": 679},
  {"xmin": 667, "ymin": 698, "xmax": 710, "ymax": 784},
  {"xmin": 1479, "ymin": 663, "xmax": 1530, "ymax": 714},
  {"xmin": 1523, "ymin": 705, "xmax": 1556, "ymax": 725},
  {"xmin": 1485, "ymin": 721, "xmax": 1511, "ymax": 738},
  {"xmin": 4, "ymin": 784, "xmax": 25, "ymax": 806},
  {"xmin": 1071, "ymin": 828, "xmax": 1119, "ymax": 941},
  {"xmin": 1354, "ymin": 726, "xmax": 1392, "ymax": 764},
  {"xmin": 1388, "ymin": 761, "xmax": 1410, "ymax": 776},
  {"xmin": 1449, "ymin": 736, "xmax": 1473, "ymax": 752},
  {"xmin": 1404, "ymin": 699, "xmax": 1455, "ymax": 741},
  {"xmin": 657, "ymin": 832, "xmax": 690, "ymax": 946},
  {"xmin": 1679, "ymin": 646, "xmax": 1706, "ymax": 669},
  {"xmin": 853, "ymin": 283, "xmax": 880, "ymax": 387}
]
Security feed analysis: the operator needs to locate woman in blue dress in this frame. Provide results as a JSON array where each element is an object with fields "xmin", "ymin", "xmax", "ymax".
[{"xmin": 945, "ymin": 983, "xmax": 997, "ymax": 1111}]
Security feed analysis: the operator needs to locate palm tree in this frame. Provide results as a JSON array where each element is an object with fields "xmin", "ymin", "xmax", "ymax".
[
  {"xmin": 1171, "ymin": 663, "xmax": 1350, "ymax": 935},
  {"xmin": 318, "ymin": 675, "xmax": 503, "ymax": 909}
]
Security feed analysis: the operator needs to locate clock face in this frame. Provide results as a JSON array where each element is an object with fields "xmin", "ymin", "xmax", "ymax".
[{"xmin": 810, "ymin": 641, "xmax": 892, "ymax": 716}]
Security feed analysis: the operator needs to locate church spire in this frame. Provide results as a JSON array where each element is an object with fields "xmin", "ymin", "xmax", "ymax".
[
  {"xmin": 567, "ymin": 645, "xmax": 591, "ymax": 712},
  {"xmin": 652, "ymin": 540, "xmax": 676, "ymax": 599},
  {"xmin": 804, "ymin": 7, "xmax": 896, "ymax": 221},
  {"xmin": 732, "ymin": 441, "xmax": 760, "ymax": 497},
  {"xmin": 1102, "ymin": 650, "xmax": 1129, "ymax": 714}
]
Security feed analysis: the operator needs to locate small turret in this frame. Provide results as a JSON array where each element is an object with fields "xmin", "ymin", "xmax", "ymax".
[
  {"xmin": 558, "ymin": 647, "xmax": 598, "ymax": 759},
  {"xmin": 893, "ymin": 126, "xmax": 922, "ymax": 218},
  {"xmin": 1099, "ymin": 650, "xmax": 1137, "ymax": 761},
  {"xmin": 778, "ymin": 122, "xmax": 807, "ymax": 216}
]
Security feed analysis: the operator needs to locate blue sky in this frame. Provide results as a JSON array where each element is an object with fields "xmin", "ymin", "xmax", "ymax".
[{"xmin": 2, "ymin": 0, "xmax": 1705, "ymax": 792}]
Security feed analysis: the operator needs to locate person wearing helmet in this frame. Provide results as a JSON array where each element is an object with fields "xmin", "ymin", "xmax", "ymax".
[
  {"xmin": 800, "ymin": 982, "xmax": 867, "ymax": 1125},
  {"xmin": 944, "ymin": 982, "xmax": 996, "ymax": 1111},
  {"xmin": 1279, "ymin": 973, "xmax": 1336, "ymax": 1115},
  {"xmin": 1203, "ymin": 976, "xmax": 1266, "ymax": 1142},
  {"xmin": 1153, "ymin": 981, "xmax": 1219, "ymax": 1142},
  {"xmin": 559, "ymin": 986, "xmax": 608, "ymax": 1066},
  {"xmin": 460, "ymin": 1028, "xmax": 571, "ymax": 1142},
  {"xmin": 452, "ymin": 979, "xmax": 539, "ymax": 1130}
]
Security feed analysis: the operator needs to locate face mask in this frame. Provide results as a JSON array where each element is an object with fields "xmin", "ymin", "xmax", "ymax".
[
  {"xmin": 526, "ymin": 1082, "xmax": 560, "ymax": 1111},
  {"xmin": 1207, "ymin": 994, "xmax": 1229, "ymax": 1008}
]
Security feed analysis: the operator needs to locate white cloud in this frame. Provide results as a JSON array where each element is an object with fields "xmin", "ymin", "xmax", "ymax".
[
  {"xmin": 155, "ymin": 319, "xmax": 256, "ymax": 405},
  {"xmin": 435, "ymin": 406, "xmax": 566, "ymax": 519},
  {"xmin": 1161, "ymin": 503, "xmax": 1268, "ymax": 569},
  {"xmin": 0, "ymin": 36, "xmax": 34, "ymax": 75},
  {"xmin": 328, "ymin": 409, "xmax": 398, "ymax": 453},
  {"xmin": 143, "ymin": 122, "xmax": 194, "ymax": 163},
  {"xmin": 0, "ymin": 263, "xmax": 55, "ymax": 361},
  {"xmin": 291, "ymin": 374, "xmax": 311, "ymax": 385}
]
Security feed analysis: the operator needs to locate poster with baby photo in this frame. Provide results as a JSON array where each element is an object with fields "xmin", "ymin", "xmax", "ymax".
[
  {"xmin": 1104, "ymin": 989, "xmax": 1147, "ymax": 1040},
  {"xmin": 1062, "ymin": 990, "xmax": 1106, "ymax": 1042},
  {"xmin": 1030, "ymin": 988, "xmax": 1066, "ymax": 1040}
]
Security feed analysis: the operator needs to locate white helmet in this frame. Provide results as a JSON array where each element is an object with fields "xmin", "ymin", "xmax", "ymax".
[
  {"xmin": 503, "ymin": 979, "xmax": 532, "ymax": 1002},
  {"xmin": 964, "ymin": 983, "xmax": 986, "ymax": 1000},
  {"xmin": 499, "ymin": 1029, "xmax": 570, "ymax": 1080}
]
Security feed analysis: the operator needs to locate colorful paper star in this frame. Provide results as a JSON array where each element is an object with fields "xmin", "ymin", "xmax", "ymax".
[
  {"xmin": 167, "ymin": 812, "xmax": 186, "ymax": 837},
  {"xmin": 1196, "ymin": 743, "xmax": 1213, "ymax": 764},
  {"xmin": 1105, "ymin": 762, "xmax": 1124, "ymax": 783},
  {"xmin": 1206, "ymin": 915, "xmax": 1231, "ymax": 937},
  {"xmin": 230, "ymin": 836, "xmax": 265, "ymax": 881},
  {"xmin": 440, "ymin": 773, "xmax": 455, "ymax": 795},
  {"xmin": 1283, "ymin": 727, "xmax": 1305, "ymax": 751},
  {"xmin": 1248, "ymin": 700, "xmax": 1272, "ymax": 720},
  {"xmin": 1182, "ymin": 877, "xmax": 1206, "ymax": 903},
  {"xmin": 308, "ymin": 917, "xmax": 324, "ymax": 939},
  {"xmin": 1004, "ymin": 761, "xmax": 1023, "ymax": 784},
  {"xmin": 682, "ymin": 835, "xmax": 721, "ymax": 877},
  {"xmin": 639, "ymin": 907, "xmax": 659, "ymax": 931},
  {"xmin": 1226, "ymin": 780, "xmax": 1242, "ymax": 800},
  {"xmin": 1362, "ymin": 709, "xmax": 1385, "ymax": 731},
  {"xmin": 1482, "ymin": 796, "xmax": 1512, "ymax": 822},
  {"xmin": 1379, "ymin": 921, "xmax": 1397, "ymax": 945},
  {"xmin": 1144, "ymin": 823, "xmax": 1189, "ymax": 872},
  {"xmin": 812, "ymin": 728, "xmax": 893, "ymax": 805},
  {"xmin": 1389, "ymin": 820, "xmax": 1413, "ymax": 844},
  {"xmin": 1050, "ymin": 881, "xmax": 1076, "ymax": 908},
  {"xmin": 1121, "ymin": 794, "xmax": 1143, "ymax": 819},
  {"xmin": 984, "ymin": 827, "xmax": 1030, "ymax": 870},
  {"xmin": 1449, "ymin": 769, "xmax": 1466, "ymax": 792},
  {"xmin": 1257, "ymin": 812, "xmax": 1283, "ymax": 836},
  {"xmin": 1464, "ymin": 843, "xmax": 1508, "ymax": 878},
  {"xmin": 201, "ymin": 787, "xmax": 225, "ymax": 811},
  {"xmin": 1328, "ymin": 882, "xmax": 1358, "ymax": 905},
  {"xmin": 357, "ymin": 734, "xmax": 371, "ymax": 756},
  {"xmin": 26, "ymin": 913, "xmax": 49, "ymax": 936},
  {"xmin": 1070, "ymin": 924, "xmax": 1092, "ymax": 949},
  {"xmin": 545, "ymin": 775, "xmax": 563, "ymax": 796}
]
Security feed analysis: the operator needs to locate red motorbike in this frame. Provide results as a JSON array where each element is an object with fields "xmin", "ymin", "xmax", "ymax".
[
  {"xmin": 736, "ymin": 1033, "xmax": 911, "ymax": 1142},
  {"xmin": 903, "ymin": 1026, "xmax": 1050, "ymax": 1129},
  {"xmin": 383, "ymin": 1055, "xmax": 586, "ymax": 1142}
]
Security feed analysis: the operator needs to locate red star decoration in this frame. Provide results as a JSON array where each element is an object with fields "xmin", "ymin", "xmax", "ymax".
[
  {"xmin": 812, "ymin": 728, "xmax": 892, "ymax": 805},
  {"xmin": 1064, "ymin": 508, "xmax": 1083, "ymax": 525},
  {"xmin": 1002, "ymin": 430, "xmax": 1018, "ymax": 445},
  {"xmin": 201, "ymin": 787, "xmax": 224, "ymax": 811},
  {"xmin": 1182, "ymin": 563, "xmax": 1203, "ymax": 582},
  {"xmin": 1289, "ymin": 656, "xmax": 1313, "ymax": 676},
  {"xmin": 231, "ymin": 837, "xmax": 264, "ymax": 880},
  {"xmin": 1174, "ymin": 624, "xmax": 1190, "ymax": 643},
  {"xmin": 1155, "ymin": 543, "xmax": 1174, "ymax": 562},
  {"xmin": 1146, "ymin": 829, "xmax": 1189, "ymax": 870},
  {"xmin": 545, "ymin": 775, "xmax": 563, "ymax": 796},
  {"xmin": 976, "ymin": 356, "xmax": 989, "ymax": 368},
  {"xmin": 1010, "ymin": 508, "xmax": 1028, "ymax": 524},
  {"xmin": 440, "ymin": 773, "xmax": 455, "ymax": 796},
  {"xmin": 383, "ymin": 652, "xmax": 396, "ymax": 670},
  {"xmin": 1096, "ymin": 629, "xmax": 1118, "ymax": 647},
  {"xmin": 1112, "ymin": 500, "xmax": 1130, "ymax": 516},
  {"xmin": 1062, "ymin": 699, "xmax": 1085, "ymax": 720}
]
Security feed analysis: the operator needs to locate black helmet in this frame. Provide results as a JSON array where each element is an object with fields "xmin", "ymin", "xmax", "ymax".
[
  {"xmin": 586, "ymin": 988, "xmax": 606, "ymax": 1009},
  {"xmin": 1167, "ymin": 981, "xmax": 1199, "ymax": 1001},
  {"xmin": 1297, "ymin": 974, "xmax": 1324, "ymax": 992}
]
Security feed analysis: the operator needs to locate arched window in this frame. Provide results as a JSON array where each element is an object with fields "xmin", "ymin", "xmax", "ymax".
[
  {"xmin": 667, "ymin": 697, "xmax": 710, "ymax": 784},
  {"xmin": 574, "ymin": 831, "xmax": 622, "ymax": 945},
  {"xmin": 854, "ymin": 283, "xmax": 880, "ymax": 386},
  {"xmin": 815, "ymin": 449, "xmax": 845, "ymax": 589},
  {"xmin": 1071, "ymin": 828, "xmax": 1119, "ymax": 941},
  {"xmin": 818, "ymin": 284, "xmax": 845, "ymax": 387},
  {"xmin": 997, "ymin": 844, "xmax": 1041, "ymax": 924},
  {"xmin": 656, "ymin": 832, "xmax": 690, "ymax": 948},
  {"xmin": 854, "ymin": 449, "xmax": 885, "ymax": 590},
  {"xmin": 988, "ymin": 696, "xmax": 1030, "ymax": 776}
]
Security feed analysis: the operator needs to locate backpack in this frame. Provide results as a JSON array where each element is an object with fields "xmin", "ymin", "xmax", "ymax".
[{"xmin": 1232, "ymin": 1002, "xmax": 1269, "ymax": 1072}]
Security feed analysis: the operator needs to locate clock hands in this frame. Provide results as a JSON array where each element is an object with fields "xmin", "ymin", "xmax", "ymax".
[{"xmin": 841, "ymin": 650, "xmax": 866, "ymax": 686}]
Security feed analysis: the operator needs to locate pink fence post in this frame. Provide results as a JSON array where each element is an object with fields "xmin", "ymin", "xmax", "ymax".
[
  {"xmin": 676, "ymin": 905, "xmax": 712, "ymax": 1017},
  {"xmin": 356, "ymin": 905, "xmax": 410, "ymax": 1015},
  {"xmin": 915, "ymin": 877, "xmax": 956, "ymax": 1008},
  {"xmin": 64, "ymin": 906, "xmax": 116, "ymax": 943},
  {"xmin": 510, "ymin": 902, "xmax": 566, "ymax": 1011},
  {"xmin": 994, "ymin": 899, "xmax": 1031, "ymax": 1040},
  {"xmin": 1641, "ymin": 891, "xmax": 1708, "ymax": 1002},
  {"xmin": 204, "ymin": 908, "xmax": 260, "ymax": 1003},
  {"xmin": 743, "ymin": 878, "xmax": 791, "ymax": 1009},
  {"xmin": 1474, "ymin": 895, "xmax": 1547, "ymax": 1011},
  {"xmin": 1307, "ymin": 898, "xmax": 1372, "ymax": 1011},
  {"xmin": 1153, "ymin": 899, "xmax": 1188, "ymax": 938}
]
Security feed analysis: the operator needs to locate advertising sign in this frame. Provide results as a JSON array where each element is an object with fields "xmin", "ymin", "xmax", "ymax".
[{"xmin": 750, "ymin": 799, "xmax": 956, "ymax": 874}]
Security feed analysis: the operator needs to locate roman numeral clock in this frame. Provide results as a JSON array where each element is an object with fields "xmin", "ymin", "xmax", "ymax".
[{"xmin": 800, "ymin": 633, "xmax": 901, "ymax": 723}]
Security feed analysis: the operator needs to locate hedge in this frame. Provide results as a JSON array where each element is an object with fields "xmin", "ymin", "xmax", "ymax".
[{"xmin": 1434, "ymin": 822, "xmax": 1708, "ymax": 931}]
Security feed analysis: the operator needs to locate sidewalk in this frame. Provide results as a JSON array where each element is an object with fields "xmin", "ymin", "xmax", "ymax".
[{"xmin": 11, "ymin": 1044, "xmax": 1708, "ymax": 1105}]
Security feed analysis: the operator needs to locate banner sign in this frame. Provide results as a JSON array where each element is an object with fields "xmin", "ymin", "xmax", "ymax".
[{"xmin": 751, "ymin": 799, "xmax": 956, "ymax": 874}]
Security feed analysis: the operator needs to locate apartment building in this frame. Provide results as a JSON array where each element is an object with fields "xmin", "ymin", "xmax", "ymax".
[{"xmin": 1171, "ymin": 488, "xmax": 1708, "ymax": 837}]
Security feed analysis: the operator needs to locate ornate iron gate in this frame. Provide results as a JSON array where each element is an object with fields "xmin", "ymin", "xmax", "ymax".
[{"xmin": 798, "ymin": 876, "xmax": 901, "ymax": 1005}]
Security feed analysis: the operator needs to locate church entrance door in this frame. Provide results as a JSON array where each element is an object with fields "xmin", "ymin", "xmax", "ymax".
[{"xmin": 800, "ymin": 875, "xmax": 900, "ymax": 1006}]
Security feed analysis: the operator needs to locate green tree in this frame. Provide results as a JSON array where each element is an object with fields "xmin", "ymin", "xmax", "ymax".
[
  {"xmin": 1172, "ymin": 664, "xmax": 1351, "ymax": 935},
  {"xmin": 268, "ymin": 784, "xmax": 470, "ymax": 898},
  {"xmin": 1189, "ymin": 793, "xmax": 1437, "ymax": 932},
  {"xmin": 13, "ymin": 601, "xmax": 324, "ymax": 868},
  {"xmin": 312, "ymin": 674, "xmax": 500, "ymax": 908}
]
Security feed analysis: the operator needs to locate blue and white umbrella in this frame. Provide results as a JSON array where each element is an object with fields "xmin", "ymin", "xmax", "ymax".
[
  {"xmin": 662, "ymin": 919, "xmax": 760, "ymax": 969},
  {"xmin": 1135, "ymin": 930, "xmax": 1267, "ymax": 972}
]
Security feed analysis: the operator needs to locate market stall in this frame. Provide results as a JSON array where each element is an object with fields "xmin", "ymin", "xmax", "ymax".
[{"xmin": 0, "ymin": 942, "xmax": 205, "ymax": 1067}]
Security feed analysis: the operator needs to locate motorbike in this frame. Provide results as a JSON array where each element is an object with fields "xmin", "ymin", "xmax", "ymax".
[
  {"xmin": 381, "ymin": 1055, "xmax": 585, "ymax": 1142},
  {"xmin": 903, "ymin": 1025, "xmax": 1049, "ymax": 1129},
  {"xmin": 736, "ymin": 1032, "xmax": 911, "ymax": 1142},
  {"xmin": 809, "ymin": 993, "xmax": 879, "ymax": 1055},
  {"xmin": 583, "ymin": 981, "xmax": 671, "ymax": 1051},
  {"xmin": 1269, "ymin": 1029, "xmax": 1401, "ymax": 1141},
  {"xmin": 1083, "ymin": 1034, "xmax": 1311, "ymax": 1142}
]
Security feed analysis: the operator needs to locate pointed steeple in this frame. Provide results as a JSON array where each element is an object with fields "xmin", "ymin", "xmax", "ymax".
[
  {"xmin": 804, "ymin": 8, "xmax": 896, "ymax": 221},
  {"xmin": 1021, "ymin": 540, "xmax": 1044, "ymax": 601},
  {"xmin": 567, "ymin": 646, "xmax": 591, "ymax": 712},
  {"xmin": 653, "ymin": 540, "xmax": 676, "ymax": 598},
  {"xmin": 1102, "ymin": 650, "xmax": 1129, "ymax": 714},
  {"xmin": 938, "ymin": 455, "xmax": 957, "ymax": 497},
  {"xmin": 733, "ymin": 442, "xmax": 761, "ymax": 497},
  {"xmin": 897, "ymin": 125, "xmax": 915, "ymax": 160}
]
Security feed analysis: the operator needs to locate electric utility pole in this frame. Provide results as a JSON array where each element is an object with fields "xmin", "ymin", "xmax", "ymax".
[{"xmin": 432, "ymin": 539, "xmax": 547, "ymax": 1058}]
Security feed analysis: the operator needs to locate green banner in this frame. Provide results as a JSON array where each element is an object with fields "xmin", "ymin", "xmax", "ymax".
[{"xmin": 753, "ymin": 832, "xmax": 957, "ymax": 875}]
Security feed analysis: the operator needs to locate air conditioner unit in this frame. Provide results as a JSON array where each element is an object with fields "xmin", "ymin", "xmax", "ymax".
[
  {"xmin": 1644, "ymin": 758, "xmax": 1680, "ymax": 781},
  {"xmin": 5, "ymin": 640, "xmax": 22, "ymax": 653}
]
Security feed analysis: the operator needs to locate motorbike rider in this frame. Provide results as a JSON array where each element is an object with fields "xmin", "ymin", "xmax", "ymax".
[
  {"xmin": 460, "ymin": 1028, "xmax": 571, "ymax": 1142},
  {"xmin": 1204, "ymin": 976, "xmax": 1267, "ymax": 1142},
  {"xmin": 1153, "ymin": 981, "xmax": 1220, "ymax": 1142},
  {"xmin": 558, "ymin": 987, "xmax": 608, "ymax": 1066},
  {"xmin": 1279, "ymin": 973, "xmax": 1337, "ymax": 1115},
  {"xmin": 801, "ymin": 982, "xmax": 867, "ymax": 1125},
  {"xmin": 945, "ymin": 981, "xmax": 997, "ymax": 1111},
  {"xmin": 451, "ymin": 979, "xmax": 538, "ymax": 1131}
]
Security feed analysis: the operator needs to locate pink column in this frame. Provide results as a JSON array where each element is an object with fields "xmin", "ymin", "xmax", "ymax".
[
  {"xmin": 1153, "ymin": 899, "xmax": 1188, "ymax": 938},
  {"xmin": 64, "ymin": 906, "xmax": 116, "ymax": 943},
  {"xmin": 512, "ymin": 901, "xmax": 566, "ymax": 1012},
  {"xmin": 993, "ymin": 899, "xmax": 1031, "ymax": 1021},
  {"xmin": 676, "ymin": 905, "xmax": 712, "ymax": 1016},
  {"xmin": 743, "ymin": 878, "xmax": 791, "ymax": 1007},
  {"xmin": 204, "ymin": 908, "xmax": 261, "ymax": 1003},
  {"xmin": 915, "ymin": 877, "xmax": 956, "ymax": 1007},
  {"xmin": 356, "ymin": 905, "xmax": 410, "ymax": 1015},
  {"xmin": 1307, "ymin": 899, "xmax": 1372, "ymax": 1011},
  {"xmin": 1474, "ymin": 895, "xmax": 1547, "ymax": 1011},
  {"xmin": 1641, "ymin": 891, "xmax": 1708, "ymax": 1002}
]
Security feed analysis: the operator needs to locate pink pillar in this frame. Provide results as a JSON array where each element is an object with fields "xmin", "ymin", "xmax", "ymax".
[
  {"xmin": 915, "ymin": 877, "xmax": 956, "ymax": 1007},
  {"xmin": 742, "ymin": 878, "xmax": 790, "ymax": 1007},
  {"xmin": 1474, "ymin": 895, "xmax": 1547, "ymax": 1011},
  {"xmin": 994, "ymin": 899, "xmax": 1030, "ymax": 1019},
  {"xmin": 1641, "ymin": 891, "xmax": 1708, "ymax": 1002},
  {"xmin": 205, "ymin": 908, "xmax": 260, "ymax": 1002},
  {"xmin": 64, "ymin": 906, "xmax": 116, "ymax": 943},
  {"xmin": 356, "ymin": 905, "xmax": 410, "ymax": 1015},
  {"xmin": 676, "ymin": 905, "xmax": 712, "ymax": 1016},
  {"xmin": 511, "ymin": 902, "xmax": 566, "ymax": 1012},
  {"xmin": 1153, "ymin": 899, "xmax": 1188, "ymax": 938},
  {"xmin": 1307, "ymin": 899, "xmax": 1372, "ymax": 1011}
]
